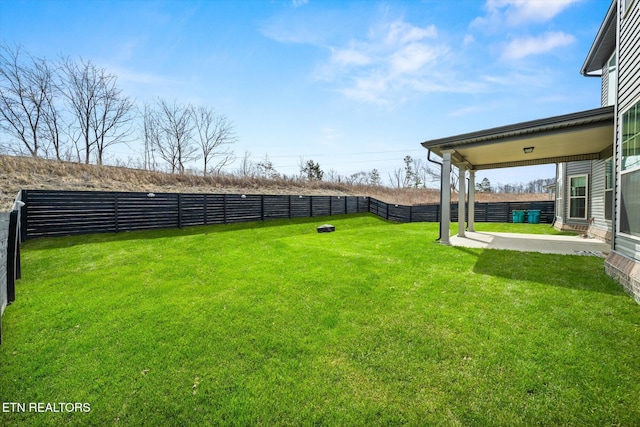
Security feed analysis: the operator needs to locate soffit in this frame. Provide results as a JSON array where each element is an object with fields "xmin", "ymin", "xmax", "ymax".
[{"xmin": 421, "ymin": 106, "xmax": 614, "ymax": 170}]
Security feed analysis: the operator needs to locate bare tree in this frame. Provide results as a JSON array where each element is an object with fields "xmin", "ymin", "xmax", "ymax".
[
  {"xmin": 344, "ymin": 171, "xmax": 366, "ymax": 185},
  {"xmin": 326, "ymin": 169, "xmax": 340, "ymax": 183},
  {"xmin": 0, "ymin": 44, "xmax": 58, "ymax": 157},
  {"xmin": 191, "ymin": 106, "xmax": 236, "ymax": 176},
  {"xmin": 236, "ymin": 150, "xmax": 256, "ymax": 178},
  {"xmin": 389, "ymin": 167, "xmax": 405, "ymax": 189},
  {"xmin": 40, "ymin": 71, "xmax": 64, "ymax": 160},
  {"xmin": 153, "ymin": 99, "xmax": 197, "ymax": 174},
  {"xmin": 141, "ymin": 103, "xmax": 160, "ymax": 171},
  {"xmin": 62, "ymin": 58, "xmax": 134, "ymax": 164}
]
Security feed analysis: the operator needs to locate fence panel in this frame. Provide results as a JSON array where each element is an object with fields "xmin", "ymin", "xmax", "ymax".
[
  {"xmin": 205, "ymin": 195, "xmax": 226, "ymax": 224},
  {"xmin": 411, "ymin": 204, "xmax": 439, "ymax": 222},
  {"xmin": 290, "ymin": 195, "xmax": 311, "ymax": 218},
  {"xmin": 357, "ymin": 196, "xmax": 370, "ymax": 213},
  {"xmin": 116, "ymin": 192, "xmax": 179, "ymax": 232},
  {"xmin": 312, "ymin": 196, "xmax": 330, "ymax": 217},
  {"xmin": 388, "ymin": 204, "xmax": 411, "ymax": 222},
  {"xmin": 346, "ymin": 196, "xmax": 359, "ymax": 214},
  {"xmin": 0, "ymin": 212, "xmax": 8, "ymax": 317},
  {"xmin": 369, "ymin": 198, "xmax": 387, "ymax": 219},
  {"xmin": 225, "ymin": 194, "xmax": 262, "ymax": 223},
  {"xmin": 263, "ymin": 195, "xmax": 290, "ymax": 220},
  {"xmin": 181, "ymin": 194, "xmax": 207, "ymax": 226},
  {"xmin": 1, "ymin": 202, "xmax": 22, "ymax": 345},
  {"xmin": 25, "ymin": 190, "xmax": 116, "ymax": 237}
]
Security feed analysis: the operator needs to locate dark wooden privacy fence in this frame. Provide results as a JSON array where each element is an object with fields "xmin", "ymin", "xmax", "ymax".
[
  {"xmin": 20, "ymin": 189, "xmax": 554, "ymax": 240},
  {"xmin": 21, "ymin": 190, "xmax": 372, "ymax": 239},
  {"xmin": 1, "ymin": 193, "xmax": 23, "ymax": 344}
]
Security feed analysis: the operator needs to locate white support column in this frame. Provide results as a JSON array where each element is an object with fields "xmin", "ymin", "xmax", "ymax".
[
  {"xmin": 440, "ymin": 151, "xmax": 452, "ymax": 245},
  {"xmin": 458, "ymin": 164, "xmax": 466, "ymax": 238},
  {"xmin": 468, "ymin": 169, "xmax": 475, "ymax": 232}
]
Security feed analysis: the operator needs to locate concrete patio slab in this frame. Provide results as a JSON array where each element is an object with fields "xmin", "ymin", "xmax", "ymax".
[{"xmin": 449, "ymin": 231, "xmax": 611, "ymax": 256}]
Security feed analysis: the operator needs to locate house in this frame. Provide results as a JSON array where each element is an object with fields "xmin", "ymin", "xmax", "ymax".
[{"xmin": 421, "ymin": 0, "xmax": 640, "ymax": 303}]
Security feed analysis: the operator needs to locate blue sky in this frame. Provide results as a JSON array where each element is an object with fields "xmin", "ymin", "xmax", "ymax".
[{"xmin": 1, "ymin": 0, "xmax": 611, "ymax": 187}]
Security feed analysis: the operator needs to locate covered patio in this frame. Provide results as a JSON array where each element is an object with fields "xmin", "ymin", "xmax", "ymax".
[
  {"xmin": 449, "ymin": 231, "xmax": 610, "ymax": 256},
  {"xmin": 421, "ymin": 106, "xmax": 614, "ymax": 246}
]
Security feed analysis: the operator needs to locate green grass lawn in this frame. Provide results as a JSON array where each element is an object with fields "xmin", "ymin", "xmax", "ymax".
[{"xmin": 2, "ymin": 214, "xmax": 639, "ymax": 426}]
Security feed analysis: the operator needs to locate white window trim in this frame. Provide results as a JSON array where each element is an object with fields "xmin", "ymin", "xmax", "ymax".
[
  {"xmin": 605, "ymin": 158, "xmax": 613, "ymax": 222},
  {"xmin": 624, "ymin": 0, "xmax": 637, "ymax": 19},
  {"xmin": 621, "ymin": 100, "xmax": 640, "ymax": 176},
  {"xmin": 568, "ymin": 174, "xmax": 588, "ymax": 220},
  {"xmin": 617, "ymin": 168, "xmax": 640, "ymax": 242}
]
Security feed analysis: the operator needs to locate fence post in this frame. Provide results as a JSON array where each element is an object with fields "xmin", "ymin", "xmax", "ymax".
[
  {"xmin": 204, "ymin": 194, "xmax": 208, "ymax": 225},
  {"xmin": 20, "ymin": 190, "xmax": 27, "ymax": 241},
  {"xmin": 223, "ymin": 194, "xmax": 227, "ymax": 224},
  {"xmin": 289, "ymin": 195, "xmax": 292, "ymax": 219},
  {"xmin": 114, "ymin": 193, "xmax": 119, "ymax": 233},
  {"xmin": 177, "ymin": 194, "xmax": 183, "ymax": 228},
  {"xmin": 310, "ymin": 196, "xmax": 314, "ymax": 217},
  {"xmin": 261, "ymin": 195, "xmax": 265, "ymax": 221}
]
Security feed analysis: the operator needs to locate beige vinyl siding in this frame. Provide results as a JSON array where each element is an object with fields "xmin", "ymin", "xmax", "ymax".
[
  {"xmin": 590, "ymin": 159, "xmax": 612, "ymax": 234},
  {"xmin": 618, "ymin": 3, "xmax": 640, "ymax": 111}
]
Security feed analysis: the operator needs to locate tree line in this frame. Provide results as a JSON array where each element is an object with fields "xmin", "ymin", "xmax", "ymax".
[
  {"xmin": 0, "ymin": 44, "xmax": 236, "ymax": 176},
  {"xmin": 1, "ymin": 44, "xmax": 553, "ymax": 190}
]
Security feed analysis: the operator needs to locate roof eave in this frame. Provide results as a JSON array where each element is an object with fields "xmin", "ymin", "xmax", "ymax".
[{"xmin": 580, "ymin": 0, "xmax": 617, "ymax": 76}]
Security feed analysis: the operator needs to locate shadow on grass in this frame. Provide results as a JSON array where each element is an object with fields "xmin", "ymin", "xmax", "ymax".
[
  {"xmin": 22, "ymin": 213, "xmax": 391, "ymax": 251},
  {"xmin": 453, "ymin": 245, "xmax": 624, "ymax": 296}
]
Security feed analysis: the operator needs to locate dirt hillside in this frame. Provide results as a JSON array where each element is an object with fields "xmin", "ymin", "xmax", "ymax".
[{"xmin": 0, "ymin": 155, "xmax": 549, "ymax": 211}]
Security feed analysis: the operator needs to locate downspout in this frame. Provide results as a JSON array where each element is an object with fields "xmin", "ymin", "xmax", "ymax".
[{"xmin": 427, "ymin": 149, "xmax": 443, "ymax": 241}]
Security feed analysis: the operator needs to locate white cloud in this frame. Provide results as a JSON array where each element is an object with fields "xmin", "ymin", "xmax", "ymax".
[
  {"xmin": 390, "ymin": 43, "xmax": 442, "ymax": 74},
  {"xmin": 292, "ymin": 0, "xmax": 308, "ymax": 7},
  {"xmin": 384, "ymin": 21, "xmax": 437, "ymax": 45},
  {"xmin": 472, "ymin": 0, "xmax": 580, "ymax": 30},
  {"xmin": 331, "ymin": 48, "xmax": 372, "ymax": 66},
  {"xmin": 265, "ymin": 12, "xmax": 486, "ymax": 106},
  {"xmin": 501, "ymin": 31, "xmax": 576, "ymax": 60},
  {"xmin": 340, "ymin": 75, "xmax": 390, "ymax": 105},
  {"xmin": 463, "ymin": 34, "xmax": 475, "ymax": 47},
  {"xmin": 321, "ymin": 19, "xmax": 450, "ymax": 104}
]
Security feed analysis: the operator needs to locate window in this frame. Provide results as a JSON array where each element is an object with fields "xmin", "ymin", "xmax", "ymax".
[
  {"xmin": 622, "ymin": 102, "xmax": 640, "ymax": 171},
  {"xmin": 556, "ymin": 163, "xmax": 564, "ymax": 220},
  {"xmin": 605, "ymin": 158, "xmax": 613, "ymax": 220},
  {"xmin": 608, "ymin": 54, "xmax": 617, "ymax": 106},
  {"xmin": 569, "ymin": 175, "xmax": 588, "ymax": 219},
  {"xmin": 621, "ymin": 99, "xmax": 640, "ymax": 238},
  {"xmin": 625, "ymin": 0, "xmax": 636, "ymax": 13}
]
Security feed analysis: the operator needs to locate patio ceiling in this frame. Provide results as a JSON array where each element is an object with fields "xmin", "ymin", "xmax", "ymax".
[{"xmin": 421, "ymin": 106, "xmax": 614, "ymax": 170}]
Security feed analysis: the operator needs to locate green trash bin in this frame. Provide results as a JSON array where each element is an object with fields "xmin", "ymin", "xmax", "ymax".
[
  {"xmin": 512, "ymin": 210, "xmax": 525, "ymax": 223},
  {"xmin": 527, "ymin": 210, "xmax": 541, "ymax": 224}
]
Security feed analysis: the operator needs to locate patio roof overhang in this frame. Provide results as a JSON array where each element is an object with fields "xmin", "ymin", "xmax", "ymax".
[{"xmin": 420, "ymin": 106, "xmax": 614, "ymax": 170}]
